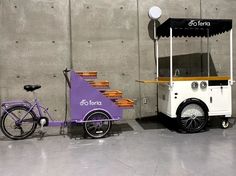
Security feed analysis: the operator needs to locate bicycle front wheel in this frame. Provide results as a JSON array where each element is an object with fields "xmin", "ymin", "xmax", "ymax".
[{"xmin": 0, "ymin": 106, "xmax": 37, "ymax": 140}]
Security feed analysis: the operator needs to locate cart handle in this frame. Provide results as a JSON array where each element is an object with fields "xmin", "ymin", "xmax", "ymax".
[{"xmin": 63, "ymin": 68, "xmax": 71, "ymax": 88}]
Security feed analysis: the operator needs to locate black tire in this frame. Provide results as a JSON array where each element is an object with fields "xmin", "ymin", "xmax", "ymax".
[
  {"xmin": 84, "ymin": 110, "xmax": 112, "ymax": 139},
  {"xmin": 0, "ymin": 106, "xmax": 37, "ymax": 140},
  {"xmin": 177, "ymin": 102, "xmax": 208, "ymax": 133}
]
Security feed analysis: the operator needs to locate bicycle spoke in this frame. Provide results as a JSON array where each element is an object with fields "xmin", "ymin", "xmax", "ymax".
[
  {"xmin": 87, "ymin": 124, "xmax": 96, "ymax": 130},
  {"xmin": 18, "ymin": 126, "xmax": 24, "ymax": 135},
  {"xmin": 22, "ymin": 118, "xmax": 34, "ymax": 123},
  {"xmin": 186, "ymin": 119, "xmax": 193, "ymax": 129},
  {"xmin": 8, "ymin": 111, "xmax": 21, "ymax": 121}
]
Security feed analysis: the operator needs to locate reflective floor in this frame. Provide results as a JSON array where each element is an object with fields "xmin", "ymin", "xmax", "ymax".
[{"xmin": 0, "ymin": 119, "xmax": 236, "ymax": 176}]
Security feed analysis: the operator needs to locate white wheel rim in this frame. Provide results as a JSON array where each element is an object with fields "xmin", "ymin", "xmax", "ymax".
[
  {"xmin": 182, "ymin": 104, "xmax": 204, "ymax": 118},
  {"xmin": 180, "ymin": 104, "xmax": 206, "ymax": 131},
  {"xmin": 222, "ymin": 121, "xmax": 229, "ymax": 128}
]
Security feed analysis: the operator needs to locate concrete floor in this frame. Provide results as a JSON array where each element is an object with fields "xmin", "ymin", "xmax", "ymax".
[{"xmin": 0, "ymin": 120, "xmax": 236, "ymax": 176}]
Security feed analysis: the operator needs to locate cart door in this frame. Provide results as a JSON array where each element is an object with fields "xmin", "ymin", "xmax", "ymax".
[{"xmin": 209, "ymin": 85, "xmax": 231, "ymax": 113}]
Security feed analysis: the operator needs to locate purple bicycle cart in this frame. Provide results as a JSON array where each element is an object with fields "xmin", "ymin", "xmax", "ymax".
[{"xmin": 0, "ymin": 69, "xmax": 133, "ymax": 140}]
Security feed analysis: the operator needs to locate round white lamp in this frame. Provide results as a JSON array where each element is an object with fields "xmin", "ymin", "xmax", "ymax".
[{"xmin": 148, "ymin": 6, "xmax": 162, "ymax": 20}]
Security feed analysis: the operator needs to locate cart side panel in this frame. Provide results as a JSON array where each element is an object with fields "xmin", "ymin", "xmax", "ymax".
[
  {"xmin": 70, "ymin": 71, "xmax": 122, "ymax": 121},
  {"xmin": 169, "ymin": 81, "xmax": 209, "ymax": 118},
  {"xmin": 168, "ymin": 80, "xmax": 232, "ymax": 118},
  {"xmin": 158, "ymin": 83, "xmax": 172, "ymax": 117}
]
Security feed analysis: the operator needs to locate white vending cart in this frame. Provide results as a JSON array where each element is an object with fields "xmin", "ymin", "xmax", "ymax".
[{"xmin": 139, "ymin": 18, "xmax": 233, "ymax": 133}]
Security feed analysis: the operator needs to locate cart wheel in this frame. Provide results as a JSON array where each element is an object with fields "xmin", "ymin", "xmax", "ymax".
[
  {"xmin": 177, "ymin": 103, "xmax": 208, "ymax": 133},
  {"xmin": 84, "ymin": 111, "xmax": 112, "ymax": 139},
  {"xmin": 221, "ymin": 119, "xmax": 229, "ymax": 129}
]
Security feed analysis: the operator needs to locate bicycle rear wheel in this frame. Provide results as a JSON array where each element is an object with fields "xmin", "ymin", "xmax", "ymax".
[{"xmin": 0, "ymin": 106, "xmax": 37, "ymax": 140}]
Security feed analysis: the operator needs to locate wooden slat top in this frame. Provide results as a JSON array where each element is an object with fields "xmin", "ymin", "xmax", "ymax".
[
  {"xmin": 75, "ymin": 71, "xmax": 97, "ymax": 74},
  {"xmin": 88, "ymin": 80, "xmax": 110, "ymax": 88},
  {"xmin": 115, "ymin": 98, "xmax": 134, "ymax": 108},
  {"xmin": 75, "ymin": 71, "xmax": 97, "ymax": 78},
  {"xmin": 102, "ymin": 90, "xmax": 123, "ymax": 98},
  {"xmin": 137, "ymin": 76, "xmax": 230, "ymax": 84}
]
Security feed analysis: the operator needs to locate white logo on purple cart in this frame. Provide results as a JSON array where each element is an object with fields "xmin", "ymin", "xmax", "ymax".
[
  {"xmin": 188, "ymin": 20, "xmax": 211, "ymax": 27},
  {"xmin": 80, "ymin": 99, "xmax": 102, "ymax": 106}
]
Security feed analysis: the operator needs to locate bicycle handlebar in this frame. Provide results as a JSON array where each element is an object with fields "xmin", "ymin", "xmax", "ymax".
[{"xmin": 63, "ymin": 68, "xmax": 71, "ymax": 73}]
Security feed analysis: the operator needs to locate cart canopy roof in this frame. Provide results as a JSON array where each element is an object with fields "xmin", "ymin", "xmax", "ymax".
[{"xmin": 156, "ymin": 18, "xmax": 232, "ymax": 38}]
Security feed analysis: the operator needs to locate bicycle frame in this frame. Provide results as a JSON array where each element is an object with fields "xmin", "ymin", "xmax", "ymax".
[
  {"xmin": 1, "ymin": 92, "xmax": 115, "ymax": 127},
  {"xmin": 28, "ymin": 93, "xmax": 67, "ymax": 127},
  {"xmin": 1, "ymin": 100, "xmax": 70, "ymax": 130},
  {"xmin": 1, "ymin": 100, "xmax": 32, "ymax": 121},
  {"xmin": 1, "ymin": 92, "xmax": 54, "ymax": 124}
]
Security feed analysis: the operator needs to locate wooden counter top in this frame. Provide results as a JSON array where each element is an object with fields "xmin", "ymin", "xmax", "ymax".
[{"xmin": 137, "ymin": 76, "xmax": 230, "ymax": 84}]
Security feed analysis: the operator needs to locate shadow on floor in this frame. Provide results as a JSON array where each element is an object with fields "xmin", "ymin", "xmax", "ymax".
[
  {"xmin": 67, "ymin": 122, "xmax": 133, "ymax": 139},
  {"xmin": 0, "ymin": 123, "xmax": 134, "ymax": 141},
  {"xmin": 136, "ymin": 114, "xmax": 178, "ymax": 132},
  {"xmin": 136, "ymin": 114, "xmax": 235, "ymax": 132}
]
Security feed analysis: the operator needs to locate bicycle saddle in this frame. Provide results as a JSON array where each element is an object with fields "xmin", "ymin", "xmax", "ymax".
[{"xmin": 24, "ymin": 85, "xmax": 41, "ymax": 92}]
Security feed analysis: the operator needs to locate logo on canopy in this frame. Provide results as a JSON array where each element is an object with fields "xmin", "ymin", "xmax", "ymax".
[{"xmin": 188, "ymin": 20, "xmax": 211, "ymax": 27}]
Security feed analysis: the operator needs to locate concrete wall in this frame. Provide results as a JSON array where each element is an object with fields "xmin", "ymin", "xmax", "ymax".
[
  {"xmin": 0, "ymin": 0, "xmax": 69, "ymax": 120},
  {"xmin": 0, "ymin": 0, "xmax": 235, "ymax": 120}
]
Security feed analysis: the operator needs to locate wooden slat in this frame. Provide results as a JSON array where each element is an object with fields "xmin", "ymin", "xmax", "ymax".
[
  {"xmin": 88, "ymin": 80, "xmax": 109, "ymax": 88},
  {"xmin": 75, "ymin": 71, "xmax": 97, "ymax": 78},
  {"xmin": 115, "ymin": 98, "xmax": 134, "ymax": 108},
  {"xmin": 102, "ymin": 90, "xmax": 122, "ymax": 99}
]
